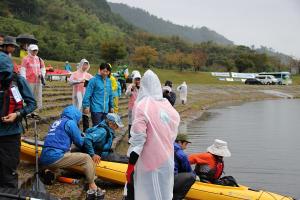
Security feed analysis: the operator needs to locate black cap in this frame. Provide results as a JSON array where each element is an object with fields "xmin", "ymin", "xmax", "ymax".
[{"xmin": 165, "ymin": 80, "xmax": 173, "ymax": 87}]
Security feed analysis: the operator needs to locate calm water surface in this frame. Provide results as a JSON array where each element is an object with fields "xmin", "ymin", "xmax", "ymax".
[{"xmin": 185, "ymin": 99, "xmax": 300, "ymax": 198}]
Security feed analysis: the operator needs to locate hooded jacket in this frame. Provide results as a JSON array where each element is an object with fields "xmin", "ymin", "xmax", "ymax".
[
  {"xmin": 68, "ymin": 59, "xmax": 93, "ymax": 110},
  {"xmin": 82, "ymin": 74, "xmax": 113, "ymax": 113},
  {"xmin": 177, "ymin": 81, "xmax": 187, "ymax": 101},
  {"xmin": 83, "ymin": 120, "xmax": 115, "ymax": 157},
  {"xmin": 39, "ymin": 105, "xmax": 83, "ymax": 166},
  {"xmin": 0, "ymin": 52, "xmax": 36, "ymax": 136},
  {"xmin": 127, "ymin": 70, "xmax": 180, "ymax": 200}
]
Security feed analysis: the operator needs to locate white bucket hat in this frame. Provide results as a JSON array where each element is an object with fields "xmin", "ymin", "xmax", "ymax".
[{"xmin": 207, "ymin": 139, "xmax": 231, "ymax": 157}]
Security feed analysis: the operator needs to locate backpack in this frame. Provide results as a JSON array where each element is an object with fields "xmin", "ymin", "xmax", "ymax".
[
  {"xmin": 0, "ymin": 73, "xmax": 28, "ymax": 132},
  {"xmin": 0, "ymin": 72, "xmax": 23, "ymax": 119},
  {"xmin": 86, "ymin": 124, "xmax": 113, "ymax": 155}
]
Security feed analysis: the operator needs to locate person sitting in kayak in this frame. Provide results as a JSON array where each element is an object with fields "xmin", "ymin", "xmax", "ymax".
[
  {"xmin": 39, "ymin": 105, "xmax": 105, "ymax": 199},
  {"xmin": 173, "ymin": 134, "xmax": 196, "ymax": 200},
  {"xmin": 83, "ymin": 113, "xmax": 128, "ymax": 164},
  {"xmin": 189, "ymin": 139, "xmax": 238, "ymax": 186}
]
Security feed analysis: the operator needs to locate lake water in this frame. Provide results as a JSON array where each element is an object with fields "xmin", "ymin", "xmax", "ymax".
[{"xmin": 185, "ymin": 99, "xmax": 300, "ymax": 198}]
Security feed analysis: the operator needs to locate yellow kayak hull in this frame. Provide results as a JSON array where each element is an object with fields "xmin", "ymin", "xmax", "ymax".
[{"xmin": 20, "ymin": 141, "xmax": 295, "ymax": 200}]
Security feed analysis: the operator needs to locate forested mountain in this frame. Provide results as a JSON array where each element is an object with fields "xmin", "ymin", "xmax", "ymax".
[
  {"xmin": 109, "ymin": 3, "xmax": 233, "ymax": 45},
  {"xmin": 256, "ymin": 46, "xmax": 293, "ymax": 65},
  {"xmin": 0, "ymin": 0, "xmax": 135, "ymax": 62},
  {"xmin": 0, "ymin": 0, "xmax": 294, "ymax": 72}
]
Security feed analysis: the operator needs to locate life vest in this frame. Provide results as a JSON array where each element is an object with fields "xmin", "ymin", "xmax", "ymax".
[
  {"xmin": 0, "ymin": 73, "xmax": 23, "ymax": 119},
  {"xmin": 214, "ymin": 159, "xmax": 224, "ymax": 180},
  {"xmin": 194, "ymin": 153, "xmax": 224, "ymax": 182}
]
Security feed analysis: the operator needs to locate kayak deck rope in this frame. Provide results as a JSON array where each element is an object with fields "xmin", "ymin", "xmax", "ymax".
[{"xmin": 258, "ymin": 190, "xmax": 293, "ymax": 200}]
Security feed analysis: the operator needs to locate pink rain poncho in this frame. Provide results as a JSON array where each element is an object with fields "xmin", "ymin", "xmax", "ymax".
[
  {"xmin": 68, "ymin": 59, "xmax": 93, "ymax": 110},
  {"xmin": 127, "ymin": 70, "xmax": 180, "ymax": 200},
  {"xmin": 20, "ymin": 44, "xmax": 46, "ymax": 110}
]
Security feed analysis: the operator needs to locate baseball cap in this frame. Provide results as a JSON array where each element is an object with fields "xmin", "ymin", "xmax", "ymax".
[
  {"xmin": 176, "ymin": 134, "xmax": 191, "ymax": 143},
  {"xmin": 106, "ymin": 113, "xmax": 124, "ymax": 128},
  {"xmin": 28, "ymin": 44, "xmax": 38, "ymax": 51}
]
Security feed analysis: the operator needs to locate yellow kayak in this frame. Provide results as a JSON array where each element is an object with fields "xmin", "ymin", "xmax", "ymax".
[{"xmin": 20, "ymin": 140, "xmax": 295, "ymax": 200}]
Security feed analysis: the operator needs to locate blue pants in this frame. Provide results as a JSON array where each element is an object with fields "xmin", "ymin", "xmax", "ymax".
[{"xmin": 91, "ymin": 112, "xmax": 107, "ymax": 126}]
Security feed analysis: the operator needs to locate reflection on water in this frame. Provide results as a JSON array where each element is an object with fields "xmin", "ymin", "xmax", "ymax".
[{"xmin": 186, "ymin": 99, "xmax": 300, "ymax": 198}]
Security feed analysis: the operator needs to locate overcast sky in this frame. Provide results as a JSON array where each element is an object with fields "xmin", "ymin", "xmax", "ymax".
[{"xmin": 108, "ymin": 0, "xmax": 300, "ymax": 59}]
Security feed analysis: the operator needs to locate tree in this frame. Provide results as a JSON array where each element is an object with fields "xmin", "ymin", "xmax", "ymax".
[
  {"xmin": 173, "ymin": 51, "xmax": 185, "ymax": 71},
  {"xmin": 163, "ymin": 52, "xmax": 178, "ymax": 68},
  {"xmin": 130, "ymin": 45, "xmax": 158, "ymax": 67},
  {"xmin": 235, "ymin": 57, "xmax": 254, "ymax": 72},
  {"xmin": 252, "ymin": 53, "xmax": 271, "ymax": 72},
  {"xmin": 181, "ymin": 53, "xmax": 193, "ymax": 70},
  {"xmin": 100, "ymin": 40, "xmax": 127, "ymax": 64},
  {"xmin": 192, "ymin": 50, "xmax": 207, "ymax": 71}
]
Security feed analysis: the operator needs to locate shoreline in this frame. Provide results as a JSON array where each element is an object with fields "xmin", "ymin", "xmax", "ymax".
[{"xmin": 19, "ymin": 84, "xmax": 300, "ymax": 200}]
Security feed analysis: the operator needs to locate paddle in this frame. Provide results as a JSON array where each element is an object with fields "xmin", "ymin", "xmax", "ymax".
[
  {"xmin": 0, "ymin": 192, "xmax": 41, "ymax": 200},
  {"xmin": 30, "ymin": 114, "xmax": 46, "ymax": 193}
]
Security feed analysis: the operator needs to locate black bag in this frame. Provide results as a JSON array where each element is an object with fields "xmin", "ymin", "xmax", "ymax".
[
  {"xmin": 219, "ymin": 176, "xmax": 239, "ymax": 187},
  {"xmin": 38, "ymin": 57, "xmax": 46, "ymax": 86},
  {"xmin": 84, "ymin": 79, "xmax": 89, "ymax": 87}
]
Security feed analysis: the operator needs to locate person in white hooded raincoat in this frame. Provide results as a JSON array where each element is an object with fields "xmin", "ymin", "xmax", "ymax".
[
  {"xmin": 177, "ymin": 81, "xmax": 187, "ymax": 104},
  {"xmin": 68, "ymin": 59, "xmax": 93, "ymax": 110},
  {"xmin": 124, "ymin": 70, "xmax": 180, "ymax": 200}
]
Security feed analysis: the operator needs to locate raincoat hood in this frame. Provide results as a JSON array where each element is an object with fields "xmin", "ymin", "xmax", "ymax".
[
  {"xmin": 61, "ymin": 105, "xmax": 82, "ymax": 123},
  {"xmin": 136, "ymin": 70, "xmax": 162, "ymax": 102},
  {"xmin": 0, "ymin": 52, "xmax": 13, "ymax": 80},
  {"xmin": 79, "ymin": 58, "xmax": 90, "ymax": 72}
]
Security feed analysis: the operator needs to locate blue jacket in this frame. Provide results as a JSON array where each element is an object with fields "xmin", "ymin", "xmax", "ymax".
[
  {"xmin": 83, "ymin": 120, "xmax": 115, "ymax": 157},
  {"xmin": 174, "ymin": 143, "xmax": 192, "ymax": 175},
  {"xmin": 64, "ymin": 64, "xmax": 72, "ymax": 72},
  {"xmin": 82, "ymin": 74, "xmax": 113, "ymax": 113},
  {"xmin": 40, "ymin": 105, "xmax": 83, "ymax": 165},
  {"xmin": 0, "ymin": 52, "xmax": 36, "ymax": 136}
]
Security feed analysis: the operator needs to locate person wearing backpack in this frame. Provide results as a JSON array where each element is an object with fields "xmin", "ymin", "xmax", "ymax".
[
  {"xmin": 83, "ymin": 113, "xmax": 128, "ymax": 164},
  {"xmin": 20, "ymin": 44, "xmax": 46, "ymax": 112},
  {"xmin": 0, "ymin": 36, "xmax": 37, "ymax": 189},
  {"xmin": 39, "ymin": 105, "xmax": 105, "ymax": 199}
]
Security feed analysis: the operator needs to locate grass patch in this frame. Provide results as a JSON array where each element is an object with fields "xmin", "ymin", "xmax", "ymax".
[
  {"xmin": 13, "ymin": 57, "xmax": 300, "ymax": 85},
  {"xmin": 292, "ymin": 74, "xmax": 300, "ymax": 85}
]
